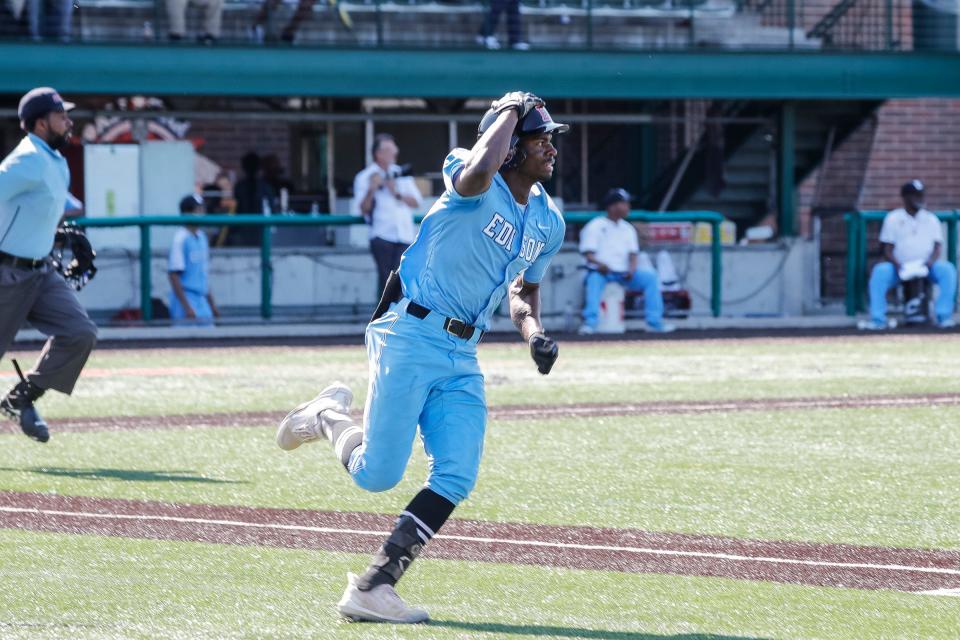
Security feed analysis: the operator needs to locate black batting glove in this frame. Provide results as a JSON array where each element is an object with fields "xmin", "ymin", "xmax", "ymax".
[
  {"xmin": 529, "ymin": 332, "xmax": 558, "ymax": 375},
  {"xmin": 492, "ymin": 91, "xmax": 543, "ymax": 119}
]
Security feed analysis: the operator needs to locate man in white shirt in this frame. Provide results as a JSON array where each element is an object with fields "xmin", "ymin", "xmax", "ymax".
[
  {"xmin": 351, "ymin": 134, "xmax": 423, "ymax": 294},
  {"xmin": 864, "ymin": 180, "xmax": 957, "ymax": 330},
  {"xmin": 578, "ymin": 188, "xmax": 672, "ymax": 334}
]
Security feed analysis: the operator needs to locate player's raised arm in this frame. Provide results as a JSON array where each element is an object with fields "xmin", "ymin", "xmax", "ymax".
[{"xmin": 454, "ymin": 92, "xmax": 542, "ymax": 198}]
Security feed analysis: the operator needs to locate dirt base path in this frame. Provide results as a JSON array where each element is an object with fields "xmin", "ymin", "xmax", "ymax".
[
  {"xmin": 1, "ymin": 491, "xmax": 957, "ymax": 595},
  {"xmin": 3, "ymin": 392, "xmax": 960, "ymax": 435}
]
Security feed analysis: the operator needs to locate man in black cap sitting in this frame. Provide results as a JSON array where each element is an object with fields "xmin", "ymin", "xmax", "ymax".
[
  {"xmin": 861, "ymin": 179, "xmax": 957, "ymax": 330},
  {"xmin": 0, "ymin": 87, "xmax": 98, "ymax": 443},
  {"xmin": 578, "ymin": 188, "xmax": 674, "ymax": 334}
]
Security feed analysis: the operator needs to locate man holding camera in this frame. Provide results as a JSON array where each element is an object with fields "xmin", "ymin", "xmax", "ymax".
[
  {"xmin": 352, "ymin": 134, "xmax": 423, "ymax": 294},
  {"xmin": 0, "ymin": 87, "xmax": 98, "ymax": 443}
]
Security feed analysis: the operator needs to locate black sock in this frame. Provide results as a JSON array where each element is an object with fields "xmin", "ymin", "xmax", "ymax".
[{"xmin": 356, "ymin": 488, "xmax": 456, "ymax": 591}]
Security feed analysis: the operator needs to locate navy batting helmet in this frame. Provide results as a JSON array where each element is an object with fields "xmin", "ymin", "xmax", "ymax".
[{"xmin": 477, "ymin": 102, "xmax": 569, "ymax": 168}]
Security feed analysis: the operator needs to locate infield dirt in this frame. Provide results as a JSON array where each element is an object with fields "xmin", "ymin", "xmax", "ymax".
[
  {"xmin": 1, "ymin": 491, "xmax": 957, "ymax": 595},
  {"xmin": 2, "ymin": 392, "xmax": 958, "ymax": 435}
]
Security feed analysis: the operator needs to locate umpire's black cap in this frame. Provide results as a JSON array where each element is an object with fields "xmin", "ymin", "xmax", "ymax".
[
  {"xmin": 18, "ymin": 87, "xmax": 75, "ymax": 125},
  {"xmin": 901, "ymin": 179, "xmax": 925, "ymax": 196},
  {"xmin": 601, "ymin": 187, "xmax": 632, "ymax": 209}
]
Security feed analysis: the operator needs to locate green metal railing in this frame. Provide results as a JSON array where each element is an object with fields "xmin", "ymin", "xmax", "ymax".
[
  {"xmin": 75, "ymin": 214, "xmax": 361, "ymax": 322},
  {"xmin": 844, "ymin": 210, "xmax": 959, "ymax": 316},
  {"xmin": 73, "ymin": 210, "xmax": 725, "ymax": 322}
]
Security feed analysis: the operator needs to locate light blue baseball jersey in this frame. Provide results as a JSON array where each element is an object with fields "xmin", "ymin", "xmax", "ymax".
[
  {"xmin": 168, "ymin": 227, "xmax": 210, "ymax": 296},
  {"xmin": 398, "ymin": 148, "xmax": 565, "ymax": 330},
  {"xmin": 0, "ymin": 133, "xmax": 70, "ymax": 259}
]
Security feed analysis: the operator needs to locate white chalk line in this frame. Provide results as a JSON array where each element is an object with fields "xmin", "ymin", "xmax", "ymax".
[
  {"xmin": 918, "ymin": 588, "xmax": 960, "ymax": 597},
  {"xmin": 2, "ymin": 505, "xmax": 959, "ymax": 580}
]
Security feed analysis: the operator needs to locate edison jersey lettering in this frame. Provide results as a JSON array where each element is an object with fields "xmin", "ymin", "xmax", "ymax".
[
  {"xmin": 398, "ymin": 148, "xmax": 565, "ymax": 331},
  {"xmin": 481, "ymin": 212, "xmax": 547, "ymax": 262}
]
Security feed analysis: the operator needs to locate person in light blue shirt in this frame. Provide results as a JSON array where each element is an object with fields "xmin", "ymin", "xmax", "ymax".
[
  {"xmin": 0, "ymin": 87, "xmax": 97, "ymax": 444},
  {"xmin": 168, "ymin": 194, "xmax": 219, "ymax": 326},
  {"xmin": 274, "ymin": 92, "xmax": 566, "ymax": 623}
]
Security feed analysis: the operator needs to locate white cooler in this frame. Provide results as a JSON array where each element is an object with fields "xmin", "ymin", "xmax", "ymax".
[{"xmin": 597, "ymin": 282, "xmax": 626, "ymax": 334}]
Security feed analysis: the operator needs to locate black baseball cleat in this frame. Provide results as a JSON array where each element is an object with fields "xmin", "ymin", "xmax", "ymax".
[{"xmin": 1, "ymin": 381, "xmax": 49, "ymax": 443}]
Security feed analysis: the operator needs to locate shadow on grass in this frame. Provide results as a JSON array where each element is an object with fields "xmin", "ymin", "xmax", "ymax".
[
  {"xmin": 0, "ymin": 467, "xmax": 245, "ymax": 484},
  {"xmin": 428, "ymin": 621, "xmax": 766, "ymax": 640}
]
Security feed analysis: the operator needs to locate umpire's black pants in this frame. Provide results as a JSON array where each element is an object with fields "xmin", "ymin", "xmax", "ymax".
[
  {"xmin": 370, "ymin": 237, "xmax": 409, "ymax": 297},
  {"xmin": 0, "ymin": 262, "xmax": 97, "ymax": 395}
]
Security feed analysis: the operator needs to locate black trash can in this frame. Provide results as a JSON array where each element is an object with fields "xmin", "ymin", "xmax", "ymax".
[{"xmin": 913, "ymin": 0, "xmax": 959, "ymax": 51}]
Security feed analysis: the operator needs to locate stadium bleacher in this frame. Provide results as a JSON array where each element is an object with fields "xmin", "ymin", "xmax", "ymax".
[{"xmin": 3, "ymin": 0, "xmax": 864, "ymax": 50}]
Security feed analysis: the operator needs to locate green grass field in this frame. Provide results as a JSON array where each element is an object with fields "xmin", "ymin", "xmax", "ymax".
[{"xmin": 1, "ymin": 335, "xmax": 959, "ymax": 639}]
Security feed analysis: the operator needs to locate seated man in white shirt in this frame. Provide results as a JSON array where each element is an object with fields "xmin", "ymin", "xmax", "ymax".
[
  {"xmin": 351, "ymin": 134, "xmax": 423, "ymax": 295},
  {"xmin": 578, "ymin": 188, "xmax": 673, "ymax": 334},
  {"xmin": 863, "ymin": 180, "xmax": 957, "ymax": 330}
]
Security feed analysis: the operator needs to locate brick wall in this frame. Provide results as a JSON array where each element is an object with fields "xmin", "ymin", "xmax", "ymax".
[
  {"xmin": 798, "ymin": 114, "xmax": 878, "ymax": 224},
  {"xmin": 801, "ymin": 99, "xmax": 960, "ymax": 219},
  {"xmin": 187, "ymin": 119, "xmax": 292, "ymax": 180},
  {"xmin": 860, "ymin": 99, "xmax": 960, "ymax": 210},
  {"xmin": 805, "ymin": 98, "xmax": 960, "ymax": 297}
]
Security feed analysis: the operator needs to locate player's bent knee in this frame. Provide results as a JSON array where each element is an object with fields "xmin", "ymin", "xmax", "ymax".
[{"xmin": 351, "ymin": 467, "xmax": 406, "ymax": 493}]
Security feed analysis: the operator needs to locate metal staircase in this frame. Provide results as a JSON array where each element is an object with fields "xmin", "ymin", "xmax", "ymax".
[
  {"xmin": 806, "ymin": 0, "xmax": 903, "ymax": 50},
  {"xmin": 807, "ymin": 0, "xmax": 860, "ymax": 41},
  {"xmin": 639, "ymin": 99, "xmax": 882, "ymax": 231}
]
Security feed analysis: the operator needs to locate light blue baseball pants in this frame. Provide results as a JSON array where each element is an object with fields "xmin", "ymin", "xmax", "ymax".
[{"xmin": 347, "ymin": 298, "xmax": 486, "ymax": 506}]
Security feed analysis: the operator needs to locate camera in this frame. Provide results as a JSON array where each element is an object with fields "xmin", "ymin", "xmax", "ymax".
[{"xmin": 386, "ymin": 164, "xmax": 414, "ymax": 180}]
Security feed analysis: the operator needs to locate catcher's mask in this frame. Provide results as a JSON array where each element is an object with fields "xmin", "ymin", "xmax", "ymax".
[{"xmin": 477, "ymin": 103, "xmax": 569, "ymax": 170}]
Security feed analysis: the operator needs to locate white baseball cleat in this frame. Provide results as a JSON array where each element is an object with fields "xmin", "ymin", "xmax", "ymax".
[
  {"xmin": 275, "ymin": 382, "xmax": 353, "ymax": 451},
  {"xmin": 336, "ymin": 573, "xmax": 429, "ymax": 624}
]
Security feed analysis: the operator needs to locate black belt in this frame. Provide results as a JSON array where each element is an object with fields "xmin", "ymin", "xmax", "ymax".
[
  {"xmin": 0, "ymin": 251, "xmax": 46, "ymax": 269},
  {"xmin": 407, "ymin": 300, "xmax": 482, "ymax": 341}
]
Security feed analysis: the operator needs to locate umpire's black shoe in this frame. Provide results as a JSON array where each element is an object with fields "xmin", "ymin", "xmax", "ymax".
[{"xmin": 1, "ymin": 381, "xmax": 49, "ymax": 443}]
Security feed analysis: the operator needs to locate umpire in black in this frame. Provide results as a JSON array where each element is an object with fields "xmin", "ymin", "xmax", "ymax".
[{"xmin": 0, "ymin": 87, "xmax": 98, "ymax": 443}]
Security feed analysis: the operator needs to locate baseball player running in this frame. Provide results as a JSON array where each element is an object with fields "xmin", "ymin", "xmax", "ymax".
[
  {"xmin": 275, "ymin": 91, "xmax": 567, "ymax": 623},
  {"xmin": 0, "ymin": 88, "xmax": 98, "ymax": 443}
]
